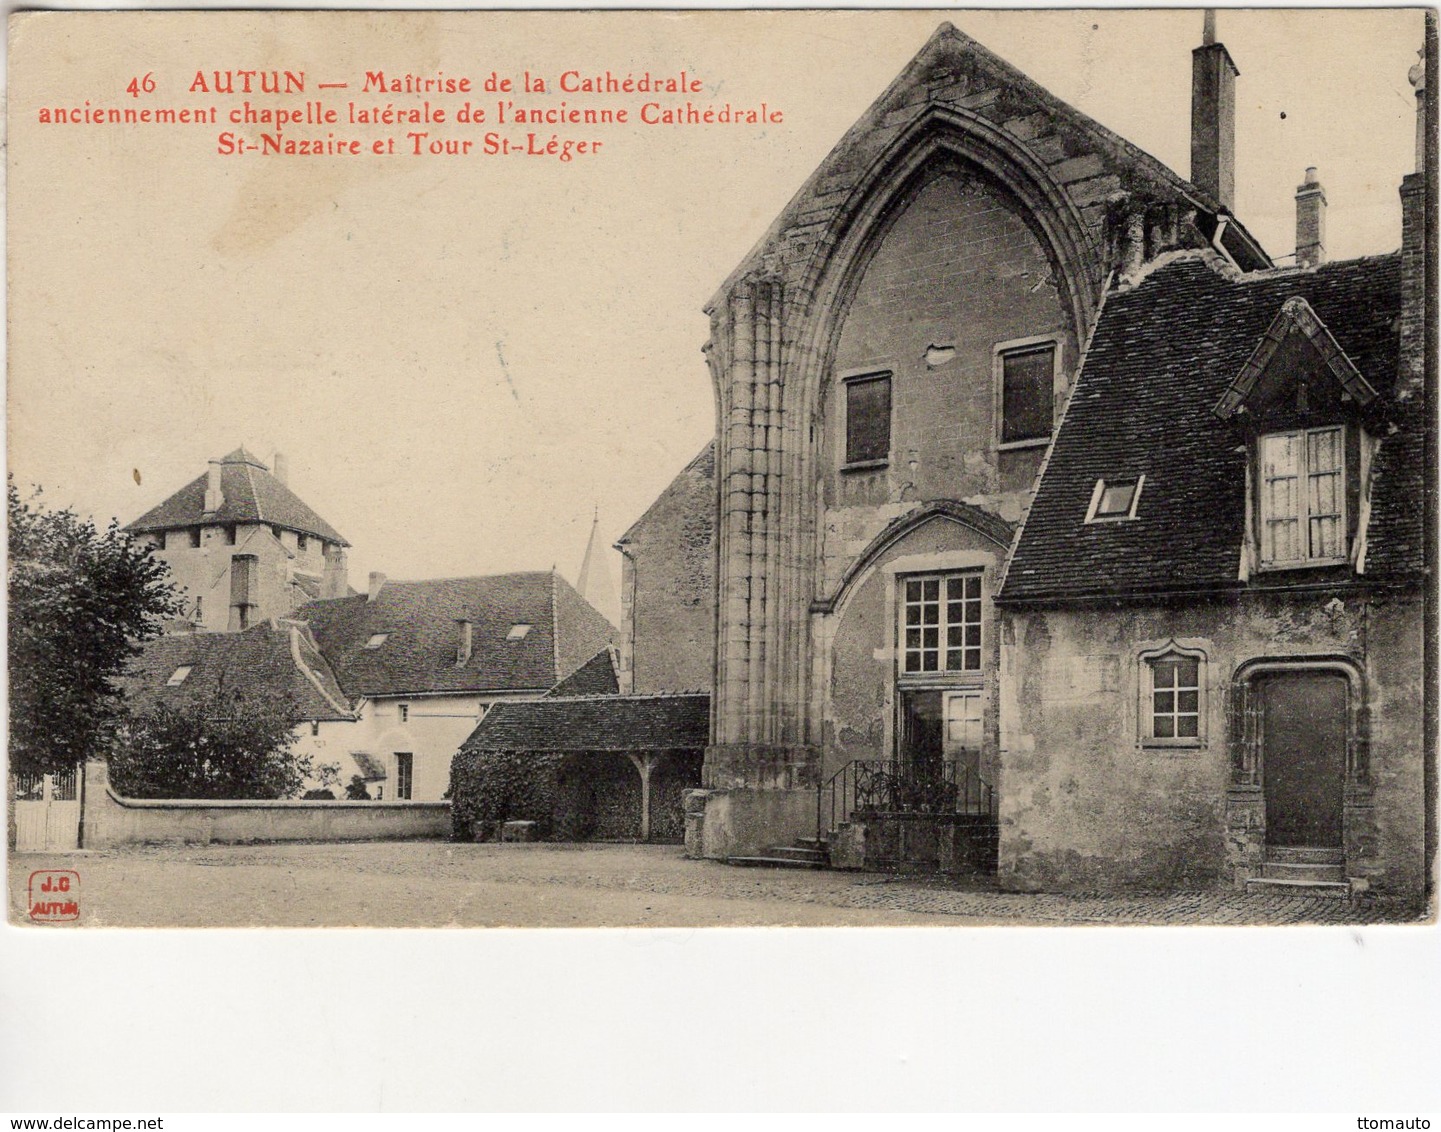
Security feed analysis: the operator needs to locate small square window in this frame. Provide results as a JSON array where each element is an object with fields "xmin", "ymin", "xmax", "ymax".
[
  {"xmin": 189, "ymin": 529, "xmax": 202, "ymax": 548},
  {"xmin": 297, "ymin": 533, "xmax": 308, "ymax": 551},
  {"xmin": 166, "ymin": 665, "xmax": 193, "ymax": 686},
  {"xmin": 224, "ymin": 525, "xmax": 237, "ymax": 545},
  {"xmin": 397, "ymin": 704, "xmax": 409, "ymax": 724},
  {"xmin": 507, "ymin": 624, "xmax": 532, "ymax": 641},
  {"xmin": 843, "ymin": 372, "xmax": 891, "ymax": 466},
  {"xmin": 364, "ymin": 633, "xmax": 389, "ymax": 649},
  {"xmin": 310, "ymin": 721, "xmax": 321, "ymax": 737},
  {"xmin": 1086, "ymin": 476, "xmax": 1145, "ymax": 523}
]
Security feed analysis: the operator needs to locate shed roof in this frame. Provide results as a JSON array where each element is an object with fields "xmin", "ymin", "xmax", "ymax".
[{"xmin": 461, "ymin": 693, "xmax": 710, "ymax": 753}]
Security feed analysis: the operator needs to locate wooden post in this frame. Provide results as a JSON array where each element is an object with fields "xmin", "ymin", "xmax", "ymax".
[{"xmin": 626, "ymin": 752, "xmax": 662, "ymax": 841}]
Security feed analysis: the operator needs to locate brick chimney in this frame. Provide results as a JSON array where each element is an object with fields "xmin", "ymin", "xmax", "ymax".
[
  {"xmin": 1191, "ymin": 10, "xmax": 1239, "ymax": 212},
  {"xmin": 203, "ymin": 459, "xmax": 224, "ymax": 513},
  {"xmin": 321, "ymin": 545, "xmax": 349, "ymax": 599},
  {"xmin": 1295, "ymin": 167, "xmax": 1327, "ymax": 268},
  {"xmin": 1398, "ymin": 32, "xmax": 1433, "ymax": 402},
  {"xmin": 272, "ymin": 451, "xmax": 288, "ymax": 485},
  {"xmin": 455, "ymin": 619, "xmax": 473, "ymax": 666},
  {"xmin": 368, "ymin": 571, "xmax": 386, "ymax": 602}
]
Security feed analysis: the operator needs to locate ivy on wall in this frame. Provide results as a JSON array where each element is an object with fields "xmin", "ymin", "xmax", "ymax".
[{"xmin": 448, "ymin": 749, "xmax": 565, "ymax": 841}]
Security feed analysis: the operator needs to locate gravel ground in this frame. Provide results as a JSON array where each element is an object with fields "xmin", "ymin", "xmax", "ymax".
[{"xmin": 8, "ymin": 840, "xmax": 1429, "ymax": 928}]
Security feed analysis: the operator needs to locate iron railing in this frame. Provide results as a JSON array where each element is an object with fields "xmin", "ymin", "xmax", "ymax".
[
  {"xmin": 819, "ymin": 758, "xmax": 996, "ymax": 834},
  {"xmin": 11, "ymin": 766, "xmax": 78, "ymax": 801}
]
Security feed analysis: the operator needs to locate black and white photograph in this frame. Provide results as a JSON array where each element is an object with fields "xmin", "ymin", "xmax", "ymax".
[{"xmin": 3, "ymin": 6, "xmax": 1438, "ymax": 1114}]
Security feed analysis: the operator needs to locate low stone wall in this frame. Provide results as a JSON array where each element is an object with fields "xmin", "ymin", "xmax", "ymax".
[
  {"xmin": 830, "ymin": 814, "xmax": 999, "ymax": 876},
  {"xmin": 81, "ymin": 760, "xmax": 449, "ymax": 848}
]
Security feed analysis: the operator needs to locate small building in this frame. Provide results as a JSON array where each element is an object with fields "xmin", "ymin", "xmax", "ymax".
[
  {"xmin": 453, "ymin": 692, "xmax": 709, "ymax": 843},
  {"xmin": 613, "ymin": 441, "xmax": 715, "ymax": 696},
  {"xmin": 126, "ymin": 447, "xmax": 350, "ymax": 631},
  {"xmin": 996, "ymin": 247, "xmax": 1427, "ymax": 900},
  {"xmin": 295, "ymin": 570, "xmax": 616, "ymax": 801},
  {"xmin": 117, "ymin": 618, "xmax": 362, "ymax": 790}
]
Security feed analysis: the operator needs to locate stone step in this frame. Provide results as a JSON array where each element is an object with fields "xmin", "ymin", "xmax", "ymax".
[
  {"xmin": 1267, "ymin": 846, "xmax": 1344, "ymax": 865},
  {"xmin": 1263, "ymin": 861, "xmax": 1346, "ymax": 883},
  {"xmin": 726, "ymin": 855, "xmax": 826, "ymax": 870},
  {"xmin": 1245, "ymin": 877, "xmax": 1351, "ymax": 900},
  {"xmin": 763, "ymin": 845, "xmax": 827, "ymax": 864}
]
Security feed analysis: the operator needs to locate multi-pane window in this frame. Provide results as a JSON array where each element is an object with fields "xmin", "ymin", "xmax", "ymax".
[
  {"xmin": 1149, "ymin": 655, "xmax": 1200, "ymax": 740},
  {"xmin": 944, "ymin": 691, "xmax": 984, "ymax": 754},
  {"xmin": 902, "ymin": 574, "xmax": 982, "ymax": 674},
  {"xmin": 1260, "ymin": 427, "xmax": 1345, "ymax": 565},
  {"xmin": 999, "ymin": 343, "xmax": 1055, "ymax": 445},
  {"xmin": 394, "ymin": 753, "xmax": 413, "ymax": 801},
  {"xmin": 844, "ymin": 372, "xmax": 891, "ymax": 465}
]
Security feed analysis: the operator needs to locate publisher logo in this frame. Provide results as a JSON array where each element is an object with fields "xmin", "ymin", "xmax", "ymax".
[{"xmin": 29, "ymin": 869, "xmax": 80, "ymax": 922}]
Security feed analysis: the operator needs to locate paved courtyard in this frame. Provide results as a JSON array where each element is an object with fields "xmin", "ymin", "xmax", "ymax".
[{"xmin": 7, "ymin": 840, "xmax": 1429, "ymax": 928}]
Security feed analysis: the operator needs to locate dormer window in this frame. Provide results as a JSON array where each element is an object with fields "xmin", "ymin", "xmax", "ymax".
[
  {"xmin": 1085, "ymin": 476, "xmax": 1145, "ymax": 523},
  {"xmin": 1259, "ymin": 426, "xmax": 1345, "ymax": 567}
]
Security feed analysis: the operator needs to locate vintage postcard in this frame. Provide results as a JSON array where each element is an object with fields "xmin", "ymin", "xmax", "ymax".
[{"xmin": 5, "ymin": 9, "xmax": 1436, "ymax": 937}]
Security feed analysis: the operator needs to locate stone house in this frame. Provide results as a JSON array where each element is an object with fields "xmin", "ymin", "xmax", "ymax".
[
  {"xmin": 293, "ymin": 571, "xmax": 616, "ymax": 801},
  {"xmin": 613, "ymin": 441, "xmax": 715, "ymax": 697},
  {"xmin": 667, "ymin": 20, "xmax": 1433, "ymax": 902},
  {"xmin": 116, "ymin": 617, "xmax": 363, "ymax": 790},
  {"xmin": 126, "ymin": 447, "xmax": 350, "ymax": 630}
]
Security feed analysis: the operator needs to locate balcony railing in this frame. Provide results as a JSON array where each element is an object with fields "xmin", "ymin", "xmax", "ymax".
[{"xmin": 819, "ymin": 758, "xmax": 996, "ymax": 834}]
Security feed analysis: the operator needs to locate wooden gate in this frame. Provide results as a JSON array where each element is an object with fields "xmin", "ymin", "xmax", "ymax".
[{"xmin": 13, "ymin": 767, "xmax": 81, "ymax": 851}]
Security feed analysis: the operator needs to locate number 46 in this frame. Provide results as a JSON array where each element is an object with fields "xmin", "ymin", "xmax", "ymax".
[{"xmin": 126, "ymin": 72, "xmax": 156, "ymax": 97}]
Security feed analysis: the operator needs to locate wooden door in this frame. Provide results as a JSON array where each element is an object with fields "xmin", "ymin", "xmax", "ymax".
[{"xmin": 1261, "ymin": 673, "xmax": 1346, "ymax": 847}]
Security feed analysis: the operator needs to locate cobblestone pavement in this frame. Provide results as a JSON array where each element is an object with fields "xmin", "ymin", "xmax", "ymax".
[{"xmin": 9, "ymin": 840, "xmax": 1429, "ymax": 927}]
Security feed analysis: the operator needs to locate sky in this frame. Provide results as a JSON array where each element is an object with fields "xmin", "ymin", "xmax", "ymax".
[{"xmin": 6, "ymin": 9, "xmax": 1425, "ymax": 628}]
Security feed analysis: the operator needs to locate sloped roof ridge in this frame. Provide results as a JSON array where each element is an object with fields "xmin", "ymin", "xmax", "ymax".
[
  {"xmin": 525, "ymin": 691, "xmax": 709, "ymax": 704},
  {"xmin": 617, "ymin": 439, "xmax": 716, "ymax": 547},
  {"xmin": 221, "ymin": 446, "xmax": 268, "ymax": 468},
  {"xmin": 377, "ymin": 569, "xmax": 554, "ymax": 587},
  {"xmin": 711, "ymin": 21, "xmax": 1229, "ymax": 308}
]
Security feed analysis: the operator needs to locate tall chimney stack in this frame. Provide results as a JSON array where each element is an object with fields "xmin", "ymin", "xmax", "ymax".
[
  {"xmin": 1398, "ymin": 34, "xmax": 1433, "ymax": 402},
  {"xmin": 321, "ymin": 545, "xmax": 349, "ymax": 599},
  {"xmin": 456, "ymin": 619, "xmax": 474, "ymax": 666},
  {"xmin": 1191, "ymin": 10, "xmax": 1239, "ymax": 212},
  {"xmin": 203, "ymin": 459, "xmax": 224, "ymax": 513},
  {"xmin": 1295, "ymin": 167, "xmax": 1327, "ymax": 268},
  {"xmin": 272, "ymin": 452, "xmax": 288, "ymax": 485},
  {"xmin": 368, "ymin": 571, "xmax": 387, "ymax": 602}
]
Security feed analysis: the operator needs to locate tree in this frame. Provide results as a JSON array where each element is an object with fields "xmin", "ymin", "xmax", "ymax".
[
  {"xmin": 7, "ymin": 481, "xmax": 183, "ymax": 776},
  {"xmin": 109, "ymin": 690, "xmax": 319, "ymax": 800}
]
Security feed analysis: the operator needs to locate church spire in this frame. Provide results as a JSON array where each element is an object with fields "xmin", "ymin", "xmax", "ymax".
[{"xmin": 574, "ymin": 504, "xmax": 619, "ymax": 625}]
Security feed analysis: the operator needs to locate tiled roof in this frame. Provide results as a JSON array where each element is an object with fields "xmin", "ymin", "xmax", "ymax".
[
  {"xmin": 295, "ymin": 572, "xmax": 616, "ymax": 698},
  {"xmin": 546, "ymin": 649, "xmax": 619, "ymax": 697},
  {"xmin": 617, "ymin": 441, "xmax": 715, "ymax": 547},
  {"xmin": 126, "ymin": 448, "xmax": 348, "ymax": 545},
  {"xmin": 461, "ymin": 693, "xmax": 710, "ymax": 752},
  {"xmin": 118, "ymin": 621, "xmax": 354, "ymax": 722},
  {"xmin": 349, "ymin": 752, "xmax": 387, "ymax": 781},
  {"xmin": 1000, "ymin": 252, "xmax": 1417, "ymax": 601}
]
